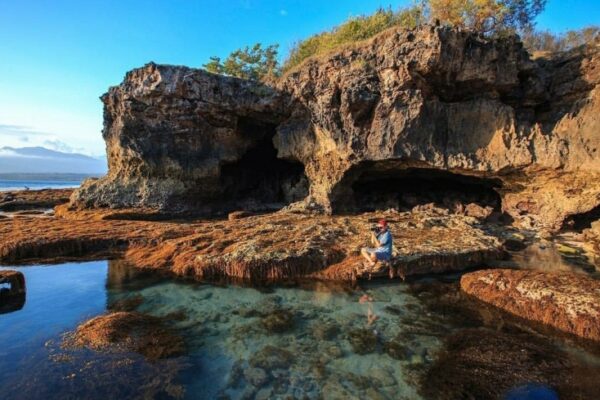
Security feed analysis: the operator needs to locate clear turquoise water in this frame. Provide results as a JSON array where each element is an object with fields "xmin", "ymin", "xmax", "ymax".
[{"xmin": 0, "ymin": 259, "xmax": 598, "ymax": 399}]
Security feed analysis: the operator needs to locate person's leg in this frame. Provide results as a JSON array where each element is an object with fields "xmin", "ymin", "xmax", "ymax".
[
  {"xmin": 361, "ymin": 248, "xmax": 371, "ymax": 263},
  {"xmin": 369, "ymin": 252, "xmax": 377, "ymax": 266},
  {"xmin": 361, "ymin": 248, "xmax": 377, "ymax": 266}
]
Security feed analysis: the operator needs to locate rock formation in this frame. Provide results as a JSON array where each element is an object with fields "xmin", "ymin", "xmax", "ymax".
[
  {"xmin": 0, "ymin": 208, "xmax": 501, "ymax": 281},
  {"xmin": 68, "ymin": 25, "xmax": 600, "ymax": 231},
  {"xmin": 0, "ymin": 188, "xmax": 71, "ymax": 212},
  {"xmin": 0, "ymin": 270, "xmax": 26, "ymax": 314},
  {"xmin": 460, "ymin": 269, "xmax": 600, "ymax": 342},
  {"xmin": 62, "ymin": 311, "xmax": 185, "ymax": 360}
]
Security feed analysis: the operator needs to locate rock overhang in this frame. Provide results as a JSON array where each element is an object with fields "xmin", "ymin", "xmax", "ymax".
[{"xmin": 69, "ymin": 25, "xmax": 600, "ymax": 231}]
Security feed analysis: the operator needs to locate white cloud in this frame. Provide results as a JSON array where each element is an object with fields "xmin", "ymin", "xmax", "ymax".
[
  {"xmin": 0, "ymin": 124, "xmax": 53, "ymax": 137},
  {"xmin": 43, "ymin": 139, "xmax": 86, "ymax": 154}
]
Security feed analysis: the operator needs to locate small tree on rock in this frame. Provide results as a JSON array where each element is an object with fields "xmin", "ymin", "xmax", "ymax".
[{"xmin": 203, "ymin": 43, "xmax": 280, "ymax": 81}]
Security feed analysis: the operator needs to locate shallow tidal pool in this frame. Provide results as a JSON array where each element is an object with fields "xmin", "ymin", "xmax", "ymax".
[{"xmin": 0, "ymin": 259, "xmax": 598, "ymax": 399}]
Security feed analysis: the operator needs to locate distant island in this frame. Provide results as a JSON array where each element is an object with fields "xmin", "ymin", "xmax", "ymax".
[
  {"xmin": 0, "ymin": 146, "xmax": 107, "ymax": 175},
  {"xmin": 0, "ymin": 172, "xmax": 101, "ymax": 181}
]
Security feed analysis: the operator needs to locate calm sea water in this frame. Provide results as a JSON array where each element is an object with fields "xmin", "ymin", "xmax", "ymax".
[
  {"xmin": 0, "ymin": 179, "xmax": 81, "ymax": 192},
  {"xmin": 0, "ymin": 258, "xmax": 598, "ymax": 399}
]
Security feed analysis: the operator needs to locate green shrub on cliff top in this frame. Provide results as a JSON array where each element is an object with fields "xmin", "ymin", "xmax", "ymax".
[
  {"xmin": 204, "ymin": 1, "xmax": 551, "ymax": 79},
  {"xmin": 283, "ymin": 6, "xmax": 424, "ymax": 72},
  {"xmin": 203, "ymin": 43, "xmax": 279, "ymax": 81}
]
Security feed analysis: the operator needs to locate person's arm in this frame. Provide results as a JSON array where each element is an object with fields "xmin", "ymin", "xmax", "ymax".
[{"xmin": 370, "ymin": 231, "xmax": 381, "ymax": 246}]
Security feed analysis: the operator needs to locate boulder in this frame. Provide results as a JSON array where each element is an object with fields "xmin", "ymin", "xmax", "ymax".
[
  {"xmin": 460, "ymin": 269, "xmax": 600, "ymax": 341},
  {"xmin": 62, "ymin": 311, "xmax": 185, "ymax": 359},
  {"xmin": 0, "ymin": 270, "xmax": 26, "ymax": 314},
  {"xmin": 0, "ymin": 270, "xmax": 25, "ymax": 298}
]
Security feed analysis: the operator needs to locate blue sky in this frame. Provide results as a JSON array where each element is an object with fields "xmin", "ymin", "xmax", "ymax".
[{"xmin": 1, "ymin": 0, "xmax": 599, "ymax": 156}]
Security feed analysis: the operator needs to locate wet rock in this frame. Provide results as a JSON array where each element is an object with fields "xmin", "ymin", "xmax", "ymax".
[
  {"xmin": 243, "ymin": 367, "xmax": 268, "ymax": 387},
  {"xmin": 370, "ymin": 367, "xmax": 396, "ymax": 387},
  {"xmin": 254, "ymin": 387, "xmax": 273, "ymax": 400},
  {"xmin": 260, "ymin": 308, "xmax": 294, "ymax": 333},
  {"xmin": 0, "ymin": 270, "xmax": 26, "ymax": 298},
  {"xmin": 461, "ymin": 269, "xmax": 600, "ymax": 341},
  {"xmin": 249, "ymin": 345, "xmax": 293, "ymax": 370},
  {"xmin": 383, "ymin": 305, "xmax": 404, "ymax": 316},
  {"xmin": 384, "ymin": 337, "xmax": 414, "ymax": 361},
  {"xmin": 0, "ymin": 269, "xmax": 26, "ymax": 314},
  {"xmin": 62, "ymin": 311, "xmax": 185, "ymax": 359},
  {"xmin": 108, "ymin": 295, "xmax": 144, "ymax": 312},
  {"xmin": 364, "ymin": 388, "xmax": 387, "ymax": 400},
  {"xmin": 312, "ymin": 321, "xmax": 339, "ymax": 340},
  {"xmin": 321, "ymin": 376, "xmax": 360, "ymax": 400},
  {"xmin": 324, "ymin": 344, "xmax": 343, "ymax": 358},
  {"xmin": 233, "ymin": 306, "xmax": 263, "ymax": 318},
  {"xmin": 503, "ymin": 237, "xmax": 527, "ymax": 251},
  {"xmin": 421, "ymin": 328, "xmax": 578, "ymax": 400},
  {"xmin": 347, "ymin": 328, "xmax": 378, "ymax": 355}
]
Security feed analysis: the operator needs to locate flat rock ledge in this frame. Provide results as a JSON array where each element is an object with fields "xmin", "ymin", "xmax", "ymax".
[
  {"xmin": 0, "ymin": 208, "xmax": 502, "ymax": 282},
  {"xmin": 125, "ymin": 210, "xmax": 502, "ymax": 282},
  {"xmin": 460, "ymin": 269, "xmax": 600, "ymax": 342}
]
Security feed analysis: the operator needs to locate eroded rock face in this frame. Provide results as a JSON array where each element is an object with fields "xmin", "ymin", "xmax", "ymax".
[
  {"xmin": 70, "ymin": 25, "xmax": 600, "ymax": 230},
  {"xmin": 70, "ymin": 64, "xmax": 307, "ymax": 212},
  {"xmin": 460, "ymin": 269, "xmax": 600, "ymax": 342}
]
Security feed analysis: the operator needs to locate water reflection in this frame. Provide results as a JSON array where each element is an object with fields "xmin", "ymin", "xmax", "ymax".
[
  {"xmin": 0, "ymin": 270, "xmax": 26, "ymax": 314},
  {"xmin": 0, "ymin": 260, "xmax": 598, "ymax": 399}
]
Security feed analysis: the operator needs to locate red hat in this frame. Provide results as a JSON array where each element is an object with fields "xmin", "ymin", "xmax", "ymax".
[{"xmin": 378, "ymin": 219, "xmax": 387, "ymax": 227}]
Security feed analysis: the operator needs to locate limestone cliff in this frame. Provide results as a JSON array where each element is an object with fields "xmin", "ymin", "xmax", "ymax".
[{"xmin": 71, "ymin": 25, "xmax": 600, "ymax": 230}]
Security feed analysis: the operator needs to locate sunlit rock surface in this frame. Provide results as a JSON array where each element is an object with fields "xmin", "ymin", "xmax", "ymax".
[
  {"xmin": 0, "ymin": 188, "xmax": 71, "ymax": 212},
  {"xmin": 0, "ymin": 208, "xmax": 501, "ymax": 281},
  {"xmin": 69, "ymin": 25, "xmax": 600, "ymax": 231},
  {"xmin": 62, "ymin": 311, "xmax": 185, "ymax": 360},
  {"xmin": 460, "ymin": 268, "xmax": 600, "ymax": 341}
]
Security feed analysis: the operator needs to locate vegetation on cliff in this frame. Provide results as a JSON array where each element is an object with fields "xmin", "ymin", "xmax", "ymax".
[
  {"xmin": 203, "ymin": 43, "xmax": 280, "ymax": 80},
  {"xmin": 522, "ymin": 25, "xmax": 599, "ymax": 53},
  {"xmin": 204, "ymin": 0, "xmax": 555, "ymax": 78}
]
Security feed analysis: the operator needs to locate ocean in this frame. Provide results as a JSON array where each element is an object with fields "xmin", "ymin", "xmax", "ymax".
[{"xmin": 0, "ymin": 179, "xmax": 82, "ymax": 192}]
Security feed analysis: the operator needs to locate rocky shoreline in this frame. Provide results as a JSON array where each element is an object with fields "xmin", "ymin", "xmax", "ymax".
[
  {"xmin": 1, "ymin": 187, "xmax": 599, "ymax": 346},
  {"xmin": 2, "ymin": 24, "xmax": 600, "ymax": 361}
]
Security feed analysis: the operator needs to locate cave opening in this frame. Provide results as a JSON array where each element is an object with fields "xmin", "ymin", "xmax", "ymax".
[
  {"xmin": 219, "ymin": 118, "xmax": 308, "ymax": 210},
  {"xmin": 332, "ymin": 162, "xmax": 503, "ymax": 214},
  {"xmin": 561, "ymin": 204, "xmax": 600, "ymax": 232}
]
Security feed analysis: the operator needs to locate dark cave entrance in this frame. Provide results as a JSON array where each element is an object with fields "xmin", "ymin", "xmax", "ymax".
[
  {"xmin": 219, "ymin": 118, "xmax": 308, "ymax": 210},
  {"xmin": 561, "ymin": 205, "xmax": 600, "ymax": 232},
  {"xmin": 332, "ymin": 162, "xmax": 503, "ymax": 214}
]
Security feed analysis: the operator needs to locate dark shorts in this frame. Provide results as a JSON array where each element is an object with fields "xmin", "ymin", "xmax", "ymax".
[{"xmin": 365, "ymin": 248, "xmax": 392, "ymax": 261}]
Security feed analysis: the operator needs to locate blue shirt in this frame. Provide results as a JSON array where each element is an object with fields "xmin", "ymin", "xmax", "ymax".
[{"xmin": 376, "ymin": 230, "xmax": 393, "ymax": 256}]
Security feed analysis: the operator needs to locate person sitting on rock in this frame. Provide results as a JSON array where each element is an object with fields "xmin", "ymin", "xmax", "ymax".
[{"xmin": 361, "ymin": 219, "xmax": 393, "ymax": 268}]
